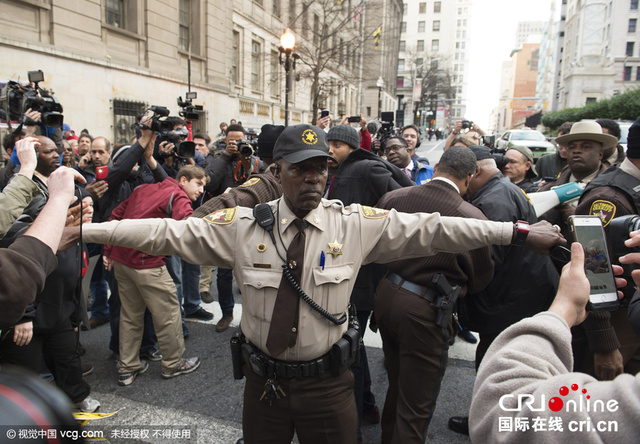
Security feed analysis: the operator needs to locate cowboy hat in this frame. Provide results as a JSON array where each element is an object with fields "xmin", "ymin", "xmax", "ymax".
[{"xmin": 555, "ymin": 120, "xmax": 618, "ymax": 150}]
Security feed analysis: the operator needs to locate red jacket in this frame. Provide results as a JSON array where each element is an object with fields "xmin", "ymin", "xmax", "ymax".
[
  {"xmin": 105, "ymin": 177, "xmax": 193, "ymax": 269},
  {"xmin": 360, "ymin": 127, "xmax": 372, "ymax": 151}
]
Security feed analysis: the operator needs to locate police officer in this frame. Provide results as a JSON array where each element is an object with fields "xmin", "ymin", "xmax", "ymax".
[
  {"xmin": 574, "ymin": 116, "xmax": 640, "ymax": 380},
  {"xmin": 69, "ymin": 125, "xmax": 564, "ymax": 444}
]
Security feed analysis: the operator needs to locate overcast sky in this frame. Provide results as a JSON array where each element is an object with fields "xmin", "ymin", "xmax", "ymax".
[{"xmin": 466, "ymin": 0, "xmax": 556, "ymax": 130}]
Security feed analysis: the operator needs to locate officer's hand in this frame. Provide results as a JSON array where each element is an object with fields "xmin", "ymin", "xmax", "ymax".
[
  {"xmin": 593, "ymin": 349, "xmax": 624, "ymax": 380},
  {"xmin": 59, "ymin": 227, "xmax": 81, "ymax": 251},
  {"xmin": 524, "ymin": 220, "xmax": 567, "ymax": 255}
]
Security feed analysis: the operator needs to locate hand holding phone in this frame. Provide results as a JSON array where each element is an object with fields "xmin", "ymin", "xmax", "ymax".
[
  {"xmin": 96, "ymin": 166, "xmax": 108, "ymax": 180},
  {"xmin": 568, "ymin": 216, "xmax": 619, "ymax": 311},
  {"xmin": 321, "ymin": 110, "xmax": 329, "ymax": 118},
  {"xmin": 348, "ymin": 115, "xmax": 361, "ymax": 123}
]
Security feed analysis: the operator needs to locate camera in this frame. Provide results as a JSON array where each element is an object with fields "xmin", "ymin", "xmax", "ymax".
[
  {"xmin": 377, "ymin": 111, "xmax": 396, "ymax": 140},
  {"xmin": 0, "ymin": 70, "xmax": 64, "ymax": 128},
  {"xmin": 481, "ymin": 134, "xmax": 496, "ymax": 149},
  {"xmin": 236, "ymin": 139, "xmax": 254, "ymax": 158},
  {"xmin": 461, "ymin": 120, "xmax": 474, "ymax": 130},
  {"xmin": 177, "ymin": 95, "xmax": 203, "ymax": 121},
  {"xmin": 159, "ymin": 127, "xmax": 195, "ymax": 159},
  {"xmin": 136, "ymin": 106, "xmax": 173, "ymax": 133},
  {"xmin": 604, "ymin": 214, "xmax": 640, "ymax": 301}
]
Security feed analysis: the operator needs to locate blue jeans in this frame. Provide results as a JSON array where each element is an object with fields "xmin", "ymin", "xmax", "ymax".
[
  {"xmin": 166, "ymin": 256, "xmax": 203, "ymax": 317},
  {"xmin": 105, "ymin": 267, "xmax": 157, "ymax": 354},
  {"xmin": 87, "ymin": 244, "xmax": 109, "ymax": 320}
]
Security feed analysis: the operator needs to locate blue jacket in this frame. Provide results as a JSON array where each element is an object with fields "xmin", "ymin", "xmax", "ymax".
[{"xmin": 411, "ymin": 159, "xmax": 434, "ymax": 185}]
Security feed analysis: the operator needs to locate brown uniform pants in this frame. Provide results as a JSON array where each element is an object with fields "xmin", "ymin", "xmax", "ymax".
[
  {"xmin": 374, "ymin": 277, "xmax": 452, "ymax": 444},
  {"xmin": 242, "ymin": 365, "xmax": 357, "ymax": 444}
]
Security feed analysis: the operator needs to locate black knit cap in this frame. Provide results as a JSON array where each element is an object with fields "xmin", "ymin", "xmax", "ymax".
[
  {"xmin": 469, "ymin": 145, "xmax": 493, "ymax": 161},
  {"xmin": 273, "ymin": 124, "xmax": 335, "ymax": 164},
  {"xmin": 257, "ymin": 124, "xmax": 285, "ymax": 159},
  {"xmin": 627, "ymin": 116, "xmax": 640, "ymax": 159},
  {"xmin": 327, "ymin": 125, "xmax": 360, "ymax": 150}
]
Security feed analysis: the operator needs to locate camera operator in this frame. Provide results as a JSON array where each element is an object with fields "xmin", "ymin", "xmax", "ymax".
[
  {"xmin": 445, "ymin": 119, "xmax": 485, "ymax": 150},
  {"xmin": 155, "ymin": 116, "xmax": 205, "ymax": 178}
]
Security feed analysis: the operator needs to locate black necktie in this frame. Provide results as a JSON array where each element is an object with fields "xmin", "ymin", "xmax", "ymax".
[{"xmin": 266, "ymin": 219, "xmax": 308, "ymax": 357}]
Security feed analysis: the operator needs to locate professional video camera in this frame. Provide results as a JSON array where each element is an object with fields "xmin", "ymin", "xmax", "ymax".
[
  {"xmin": 0, "ymin": 70, "xmax": 63, "ymax": 128},
  {"xmin": 136, "ymin": 106, "xmax": 195, "ymax": 159},
  {"xmin": 607, "ymin": 214, "xmax": 640, "ymax": 300},
  {"xmin": 377, "ymin": 111, "xmax": 397, "ymax": 140},
  {"xmin": 177, "ymin": 93, "xmax": 203, "ymax": 121}
]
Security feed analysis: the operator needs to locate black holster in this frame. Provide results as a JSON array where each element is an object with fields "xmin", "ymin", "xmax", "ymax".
[{"xmin": 230, "ymin": 332, "xmax": 246, "ymax": 380}]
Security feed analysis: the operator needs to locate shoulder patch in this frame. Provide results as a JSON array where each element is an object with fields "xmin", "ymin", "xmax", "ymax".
[
  {"xmin": 589, "ymin": 200, "xmax": 616, "ymax": 227},
  {"xmin": 240, "ymin": 177, "xmax": 261, "ymax": 188},
  {"xmin": 203, "ymin": 207, "xmax": 237, "ymax": 225},
  {"xmin": 519, "ymin": 188, "xmax": 532, "ymax": 205},
  {"xmin": 360, "ymin": 206, "xmax": 389, "ymax": 219}
]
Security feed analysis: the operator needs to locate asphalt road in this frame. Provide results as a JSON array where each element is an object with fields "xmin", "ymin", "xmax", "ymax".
[{"xmin": 77, "ymin": 137, "xmax": 477, "ymax": 444}]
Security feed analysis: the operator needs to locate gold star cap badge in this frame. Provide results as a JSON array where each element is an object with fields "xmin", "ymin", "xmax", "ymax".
[{"xmin": 327, "ymin": 240, "xmax": 344, "ymax": 258}]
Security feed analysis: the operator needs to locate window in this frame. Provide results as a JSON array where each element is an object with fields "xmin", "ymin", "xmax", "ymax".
[
  {"xmin": 399, "ymin": 40, "xmax": 406, "ymax": 51},
  {"xmin": 232, "ymin": 31, "xmax": 240, "ymax": 85},
  {"xmin": 630, "ymin": 18, "xmax": 637, "ymax": 32},
  {"xmin": 313, "ymin": 14, "xmax": 320, "ymax": 45},
  {"xmin": 632, "ymin": 0, "xmax": 639, "ymax": 10},
  {"xmin": 273, "ymin": 0, "xmax": 280, "ymax": 16},
  {"xmin": 454, "ymin": 64, "xmax": 459, "ymax": 71},
  {"xmin": 251, "ymin": 40, "xmax": 262, "ymax": 91},
  {"xmin": 179, "ymin": 0, "xmax": 190, "ymax": 51},
  {"xmin": 586, "ymin": 97, "xmax": 597, "ymax": 104},
  {"xmin": 434, "ymin": 1, "xmax": 441, "ymax": 13},
  {"xmin": 403, "ymin": 2, "xmax": 407, "ymax": 14},
  {"xmin": 401, "ymin": 22, "xmax": 406, "ymax": 33},
  {"xmin": 418, "ymin": 21, "xmax": 425, "ymax": 32},
  {"xmin": 431, "ymin": 39, "xmax": 439, "ymax": 51},
  {"xmin": 624, "ymin": 66, "xmax": 632, "ymax": 81},
  {"xmin": 397, "ymin": 77, "xmax": 404, "ymax": 88},
  {"xmin": 289, "ymin": 0, "xmax": 296, "ymax": 30},
  {"xmin": 456, "ymin": 42, "xmax": 460, "ymax": 49},
  {"xmin": 417, "ymin": 40, "xmax": 424, "ymax": 51},
  {"xmin": 398, "ymin": 58, "xmax": 405, "ymax": 70},
  {"xmin": 113, "ymin": 100, "xmax": 146, "ymax": 145},
  {"xmin": 253, "ymin": 0, "xmax": 263, "ymax": 6},
  {"xmin": 339, "ymin": 38, "xmax": 344, "ymax": 64},
  {"xmin": 419, "ymin": 2, "xmax": 426, "ymax": 13},
  {"xmin": 627, "ymin": 41, "xmax": 635, "ymax": 56},
  {"xmin": 302, "ymin": 3, "xmax": 309, "ymax": 38},
  {"xmin": 105, "ymin": 0, "xmax": 124, "ymax": 28},
  {"xmin": 430, "ymin": 58, "xmax": 438, "ymax": 69},
  {"xmin": 433, "ymin": 20, "xmax": 440, "ymax": 31},
  {"xmin": 461, "ymin": 42, "xmax": 466, "ymax": 49},
  {"xmin": 270, "ymin": 51, "xmax": 279, "ymax": 96},
  {"xmin": 416, "ymin": 57, "xmax": 423, "ymax": 68},
  {"xmin": 637, "ymin": 67, "xmax": 640, "ymax": 81}
]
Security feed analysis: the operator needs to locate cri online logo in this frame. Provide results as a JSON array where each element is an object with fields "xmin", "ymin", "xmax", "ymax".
[{"xmin": 499, "ymin": 383, "xmax": 619, "ymax": 413}]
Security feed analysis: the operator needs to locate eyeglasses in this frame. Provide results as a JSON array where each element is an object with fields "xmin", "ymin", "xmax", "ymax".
[{"xmin": 383, "ymin": 144, "xmax": 407, "ymax": 153}]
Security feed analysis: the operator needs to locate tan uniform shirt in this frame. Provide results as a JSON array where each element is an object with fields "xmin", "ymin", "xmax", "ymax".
[{"xmin": 82, "ymin": 198, "xmax": 513, "ymax": 361}]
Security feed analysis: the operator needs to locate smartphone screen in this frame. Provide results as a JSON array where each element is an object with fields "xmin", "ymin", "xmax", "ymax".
[
  {"xmin": 321, "ymin": 110, "xmax": 329, "ymax": 118},
  {"xmin": 568, "ymin": 216, "xmax": 619, "ymax": 310}
]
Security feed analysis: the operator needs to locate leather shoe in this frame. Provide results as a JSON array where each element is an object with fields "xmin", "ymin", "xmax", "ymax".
[
  {"xmin": 200, "ymin": 291, "xmax": 214, "ymax": 303},
  {"xmin": 459, "ymin": 329, "xmax": 478, "ymax": 344},
  {"xmin": 216, "ymin": 315, "xmax": 233, "ymax": 332},
  {"xmin": 185, "ymin": 307, "xmax": 214, "ymax": 321},
  {"xmin": 236, "ymin": 440, "xmax": 244, "ymax": 444},
  {"xmin": 362, "ymin": 405, "xmax": 380, "ymax": 424},
  {"xmin": 89, "ymin": 317, "xmax": 109, "ymax": 329},
  {"xmin": 448, "ymin": 416, "xmax": 469, "ymax": 435}
]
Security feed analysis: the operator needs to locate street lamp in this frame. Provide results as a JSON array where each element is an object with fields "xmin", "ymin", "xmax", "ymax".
[
  {"xmin": 278, "ymin": 28, "xmax": 299, "ymax": 126},
  {"xmin": 376, "ymin": 76, "xmax": 385, "ymax": 118}
]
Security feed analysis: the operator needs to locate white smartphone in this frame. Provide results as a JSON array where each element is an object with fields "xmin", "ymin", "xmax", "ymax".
[{"xmin": 568, "ymin": 216, "xmax": 619, "ymax": 311}]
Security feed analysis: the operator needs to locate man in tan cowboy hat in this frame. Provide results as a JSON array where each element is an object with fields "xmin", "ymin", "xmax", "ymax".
[{"xmin": 538, "ymin": 120, "xmax": 618, "ymax": 239}]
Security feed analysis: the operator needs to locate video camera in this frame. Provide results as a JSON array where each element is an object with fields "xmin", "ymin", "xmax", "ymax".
[
  {"xmin": 377, "ymin": 111, "xmax": 396, "ymax": 140},
  {"xmin": 136, "ymin": 106, "xmax": 195, "ymax": 159},
  {"xmin": 0, "ymin": 70, "xmax": 64, "ymax": 128},
  {"xmin": 177, "ymin": 93, "xmax": 203, "ymax": 121},
  {"xmin": 605, "ymin": 215, "xmax": 640, "ymax": 300}
]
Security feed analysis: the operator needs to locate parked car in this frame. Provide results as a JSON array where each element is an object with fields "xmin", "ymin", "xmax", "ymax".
[
  {"xmin": 495, "ymin": 129, "xmax": 556, "ymax": 159},
  {"xmin": 616, "ymin": 120, "xmax": 633, "ymax": 150}
]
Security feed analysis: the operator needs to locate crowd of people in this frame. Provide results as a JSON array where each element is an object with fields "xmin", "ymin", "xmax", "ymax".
[{"xmin": 1, "ymin": 103, "xmax": 640, "ymax": 444}]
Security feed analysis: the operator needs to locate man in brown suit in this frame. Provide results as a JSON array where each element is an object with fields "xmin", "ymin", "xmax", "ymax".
[{"xmin": 374, "ymin": 146, "xmax": 494, "ymax": 444}]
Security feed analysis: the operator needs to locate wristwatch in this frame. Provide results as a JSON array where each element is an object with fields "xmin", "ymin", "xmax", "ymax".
[{"xmin": 512, "ymin": 220, "xmax": 530, "ymax": 246}]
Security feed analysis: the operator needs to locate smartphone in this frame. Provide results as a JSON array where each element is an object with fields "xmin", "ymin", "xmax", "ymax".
[
  {"xmin": 568, "ymin": 216, "xmax": 619, "ymax": 311},
  {"xmin": 348, "ymin": 115, "xmax": 361, "ymax": 123},
  {"xmin": 96, "ymin": 166, "xmax": 108, "ymax": 180},
  {"xmin": 321, "ymin": 109, "xmax": 329, "ymax": 118}
]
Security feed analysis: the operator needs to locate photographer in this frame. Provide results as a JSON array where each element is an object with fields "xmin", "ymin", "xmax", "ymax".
[
  {"xmin": 445, "ymin": 119, "xmax": 485, "ymax": 150},
  {"xmin": 470, "ymin": 242, "xmax": 637, "ymax": 444}
]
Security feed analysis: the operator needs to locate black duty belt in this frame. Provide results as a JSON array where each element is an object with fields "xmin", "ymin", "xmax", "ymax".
[
  {"xmin": 386, "ymin": 272, "xmax": 439, "ymax": 303},
  {"xmin": 242, "ymin": 342, "xmax": 332, "ymax": 379}
]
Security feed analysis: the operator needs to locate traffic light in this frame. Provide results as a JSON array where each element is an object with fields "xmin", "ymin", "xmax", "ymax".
[{"xmin": 373, "ymin": 26, "xmax": 381, "ymax": 50}]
